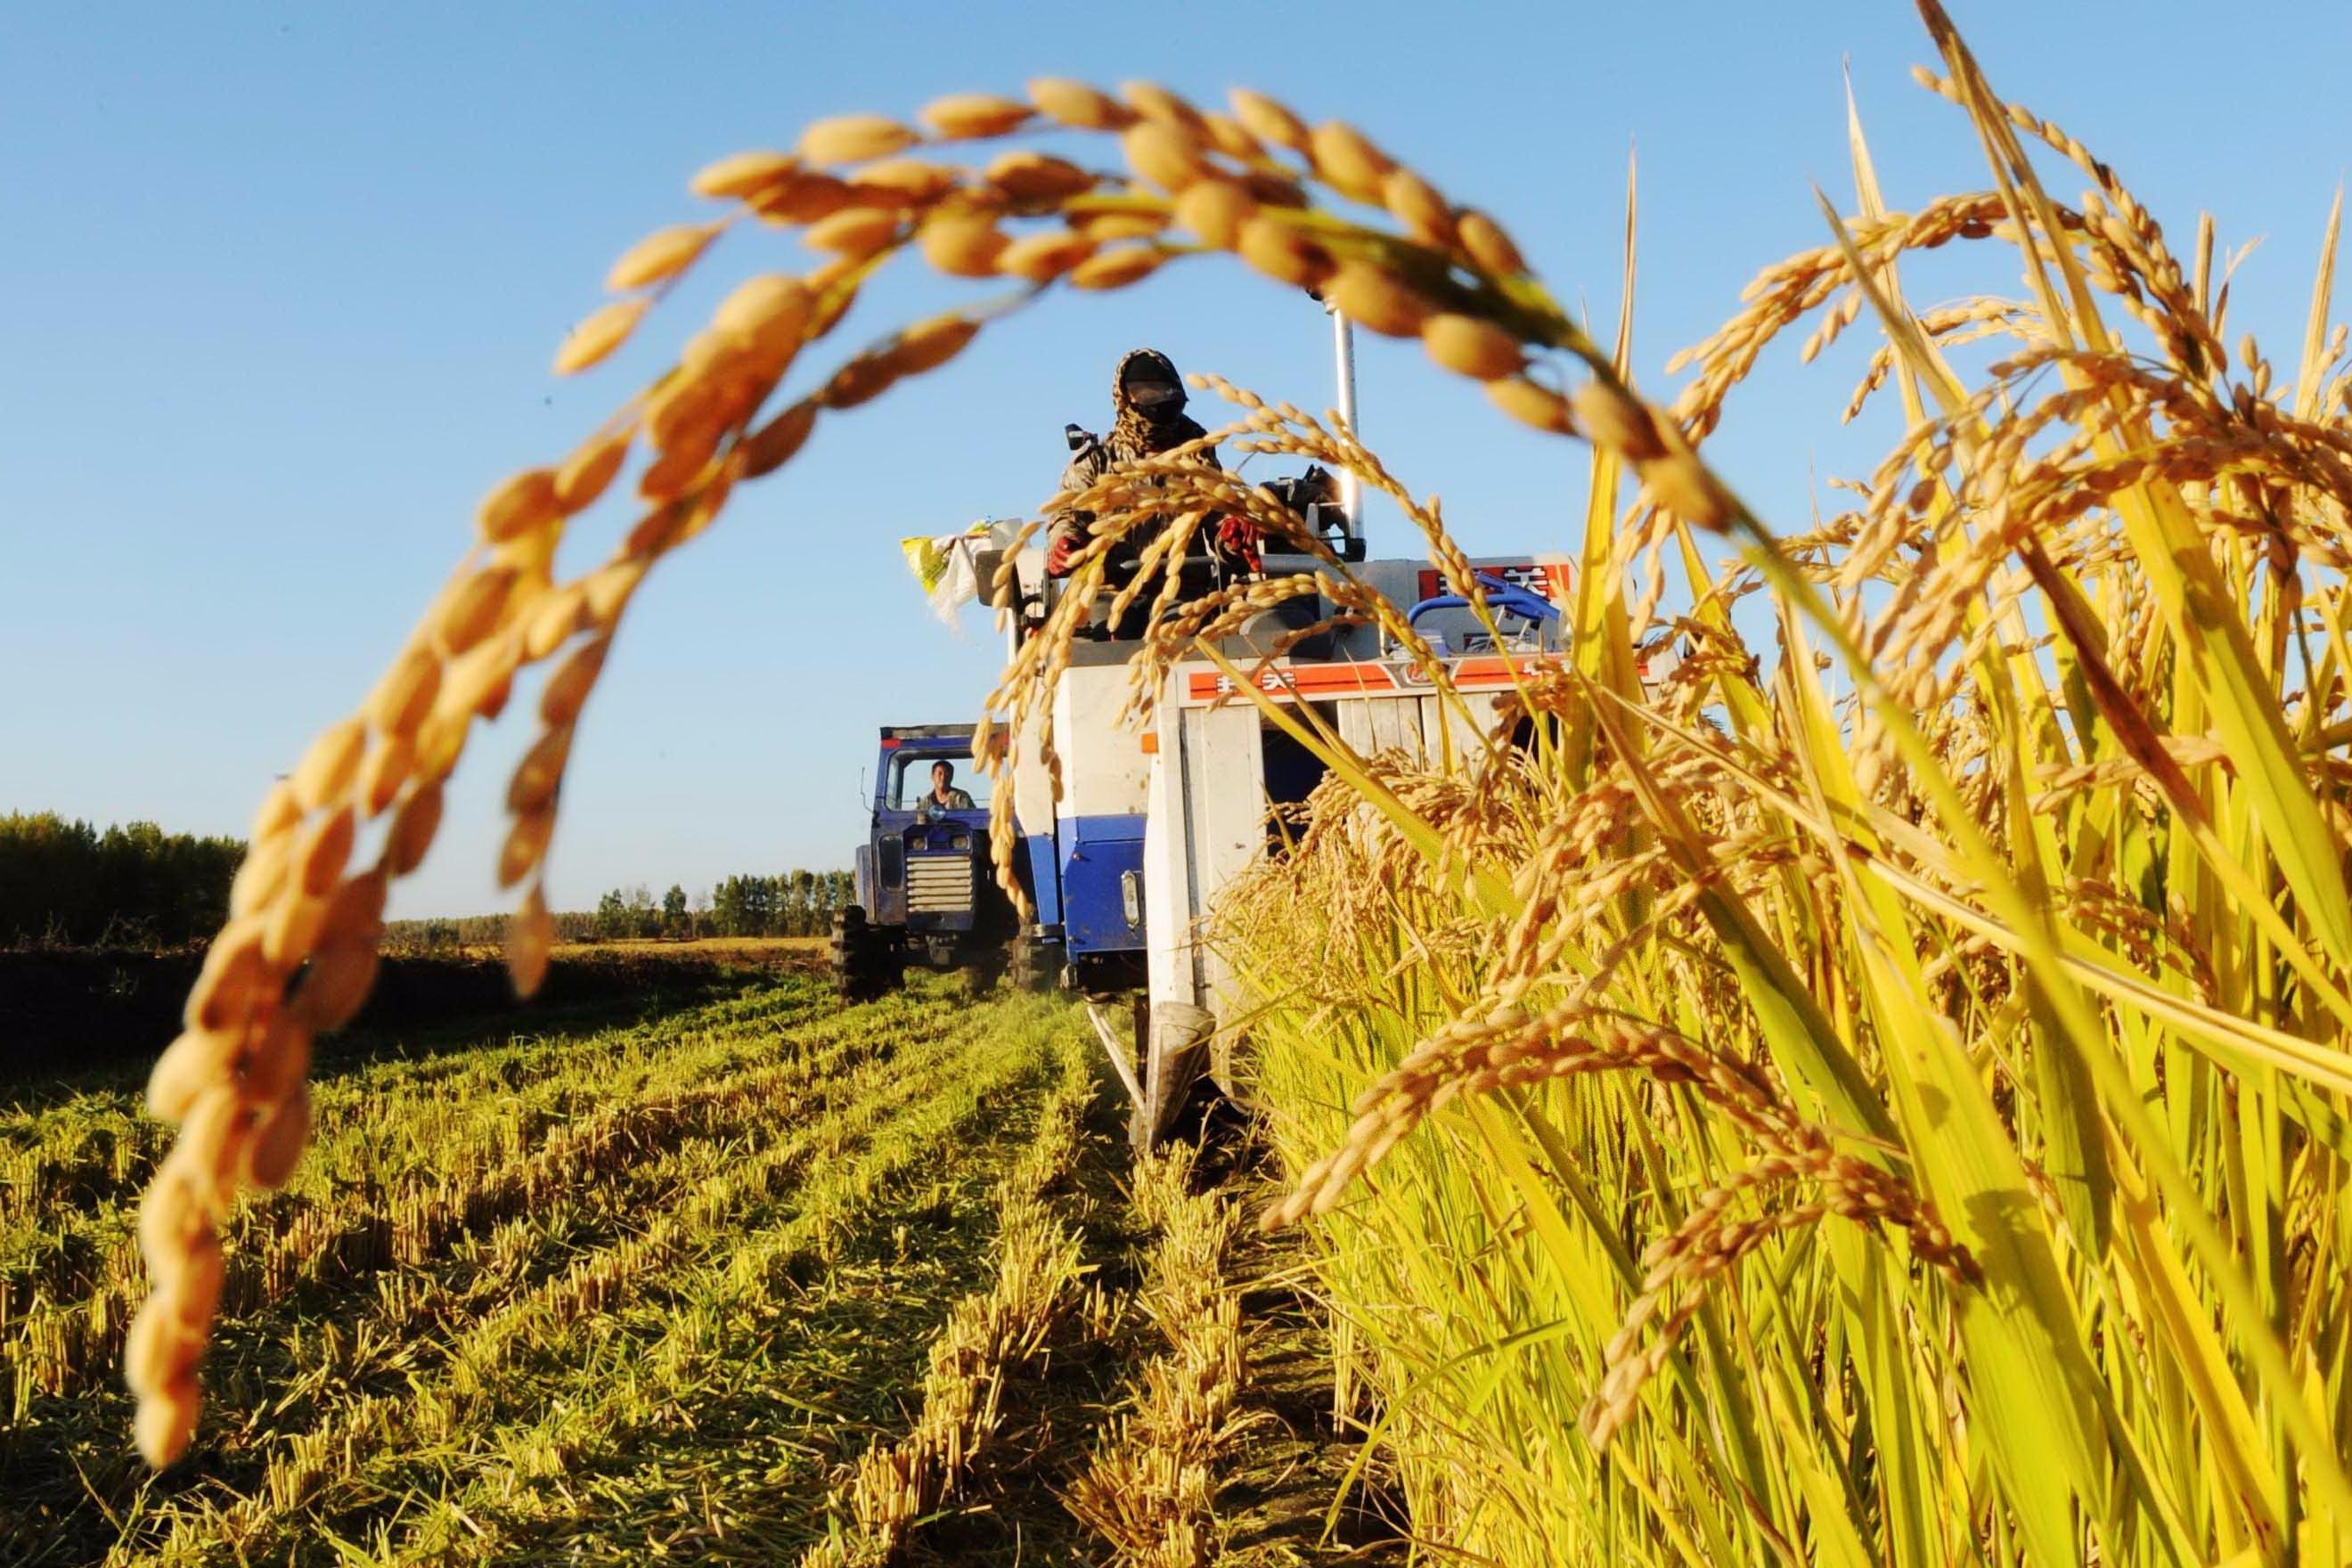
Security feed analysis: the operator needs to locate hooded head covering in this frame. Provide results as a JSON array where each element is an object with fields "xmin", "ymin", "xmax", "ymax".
[{"xmin": 1110, "ymin": 347, "xmax": 1190, "ymax": 453}]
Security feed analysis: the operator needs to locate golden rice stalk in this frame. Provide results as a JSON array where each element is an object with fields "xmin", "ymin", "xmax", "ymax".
[
  {"xmin": 497, "ymin": 806, "xmax": 553, "ymax": 888},
  {"xmin": 892, "ymin": 313, "xmax": 982, "ymax": 377},
  {"xmin": 505, "ymin": 882, "xmax": 554, "ymax": 998},
  {"xmin": 1236, "ymin": 216, "xmax": 1333, "ymax": 288},
  {"xmin": 1382, "ymin": 167, "xmax": 1455, "ymax": 248},
  {"xmin": 1455, "ymin": 208, "xmax": 1526, "ymax": 276},
  {"xmin": 998, "ymin": 230, "xmax": 1097, "ymax": 282},
  {"xmin": 918, "ymin": 91, "xmax": 1033, "ymax": 140},
  {"xmin": 605, "ymin": 221, "xmax": 721, "ymax": 290},
  {"xmin": 249, "ymin": 780, "xmax": 302, "ymax": 841},
  {"xmin": 712, "ymin": 274, "xmax": 814, "ymax": 358},
  {"xmin": 803, "ymin": 207, "xmax": 902, "ymax": 259},
  {"xmin": 1321, "ymin": 258, "xmax": 1430, "ymax": 338},
  {"xmin": 689, "ymin": 148, "xmax": 796, "ymax": 200},
  {"xmin": 1122, "ymin": 121, "xmax": 1211, "ymax": 194},
  {"xmin": 433, "ymin": 568, "xmax": 516, "ymax": 657},
  {"xmin": 797, "ymin": 112, "xmax": 919, "ymax": 165},
  {"xmin": 749, "ymin": 170, "xmax": 855, "ymax": 226},
  {"xmin": 1123, "ymin": 80, "xmax": 1211, "ymax": 136},
  {"xmin": 243, "ymin": 1084, "xmax": 310, "ymax": 1191},
  {"xmin": 849, "ymin": 157, "xmax": 960, "ymax": 207},
  {"xmin": 739, "ymin": 398, "xmax": 819, "ymax": 478},
  {"xmin": 1308, "ymin": 120, "xmax": 1392, "ymax": 202},
  {"xmin": 553, "ymin": 429, "xmax": 632, "ymax": 512},
  {"xmin": 1201, "ymin": 111, "xmax": 1263, "ymax": 163},
  {"xmin": 1483, "ymin": 376, "xmax": 1578, "ymax": 434},
  {"xmin": 1422, "ymin": 312, "xmax": 1525, "ymax": 380},
  {"xmin": 1074, "ymin": 209, "xmax": 1170, "ymax": 243},
  {"xmin": 385, "ymin": 781, "xmax": 441, "ymax": 876},
  {"xmin": 984, "ymin": 150, "xmax": 1097, "ymax": 205},
  {"xmin": 1173, "ymin": 179, "xmax": 1255, "ymax": 249},
  {"xmin": 1227, "ymin": 89, "xmax": 1306, "ymax": 154},
  {"xmin": 1026, "ymin": 77, "xmax": 1133, "ymax": 131},
  {"xmin": 552, "ymin": 297, "xmax": 649, "ymax": 374},
  {"xmin": 477, "ymin": 466, "xmax": 564, "ymax": 543},
  {"xmin": 355, "ymin": 732, "xmax": 412, "ymax": 816},
  {"xmin": 919, "ymin": 212, "xmax": 1009, "ymax": 278},
  {"xmin": 1070, "ymin": 246, "xmax": 1169, "ymax": 290},
  {"xmin": 289, "ymin": 717, "xmax": 365, "ymax": 810}
]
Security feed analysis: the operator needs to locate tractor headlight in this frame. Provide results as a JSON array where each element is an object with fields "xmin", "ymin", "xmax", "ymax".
[{"xmin": 948, "ymin": 832, "xmax": 969, "ymax": 851}]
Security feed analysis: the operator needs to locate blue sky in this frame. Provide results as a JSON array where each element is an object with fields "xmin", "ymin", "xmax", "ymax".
[{"xmin": 3, "ymin": 1, "xmax": 2345, "ymax": 919}]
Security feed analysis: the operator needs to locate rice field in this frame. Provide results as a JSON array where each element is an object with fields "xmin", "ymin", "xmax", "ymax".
[
  {"xmin": 68, "ymin": 3, "xmax": 2352, "ymax": 1563},
  {"xmin": 4, "ymin": 968, "xmax": 1392, "ymax": 1565}
]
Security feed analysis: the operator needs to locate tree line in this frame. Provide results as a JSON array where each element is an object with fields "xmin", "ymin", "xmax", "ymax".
[
  {"xmin": 384, "ymin": 870, "xmax": 854, "ymax": 952},
  {"xmin": 0, "ymin": 813, "xmax": 245, "ymax": 948},
  {"xmin": 0, "ymin": 810, "xmax": 849, "ymax": 954}
]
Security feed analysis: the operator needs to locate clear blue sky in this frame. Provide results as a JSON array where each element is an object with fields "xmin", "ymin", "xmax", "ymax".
[{"xmin": 3, "ymin": 2, "xmax": 2344, "ymax": 919}]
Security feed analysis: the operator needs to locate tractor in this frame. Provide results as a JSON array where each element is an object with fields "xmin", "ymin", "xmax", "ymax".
[{"xmin": 829, "ymin": 723, "xmax": 1036, "ymax": 1000}]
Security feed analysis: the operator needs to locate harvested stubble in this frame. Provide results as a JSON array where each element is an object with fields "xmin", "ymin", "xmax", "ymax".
[
  {"xmin": 1063, "ymin": 1144, "xmax": 1247, "ymax": 1568},
  {"xmin": 163, "ymin": 992, "xmax": 1042, "ymax": 1565},
  {"xmin": 121, "ymin": 6, "xmax": 2352, "ymax": 1568},
  {"xmin": 800, "ymin": 1024, "xmax": 1096, "ymax": 1568},
  {"xmin": 7, "ymin": 975, "xmax": 1078, "ymax": 1565}
]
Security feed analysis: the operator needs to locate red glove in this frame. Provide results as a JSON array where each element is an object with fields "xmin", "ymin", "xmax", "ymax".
[
  {"xmin": 1045, "ymin": 535, "xmax": 1075, "ymax": 576},
  {"xmin": 1213, "ymin": 513, "xmax": 1261, "ymax": 573}
]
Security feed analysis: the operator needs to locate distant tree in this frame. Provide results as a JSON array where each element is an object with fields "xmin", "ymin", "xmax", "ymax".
[
  {"xmin": 0, "ymin": 811, "xmax": 244, "ymax": 949},
  {"xmin": 662, "ymin": 883, "xmax": 688, "ymax": 937},
  {"xmin": 595, "ymin": 889, "xmax": 631, "ymax": 941}
]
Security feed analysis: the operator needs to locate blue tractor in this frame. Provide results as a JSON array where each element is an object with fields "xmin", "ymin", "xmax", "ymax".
[{"xmin": 830, "ymin": 723, "xmax": 1050, "ymax": 999}]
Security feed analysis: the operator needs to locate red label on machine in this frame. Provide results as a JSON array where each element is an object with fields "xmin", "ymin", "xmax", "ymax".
[
  {"xmin": 1184, "ymin": 664, "xmax": 1398, "ymax": 703},
  {"xmin": 1182, "ymin": 657, "xmax": 1534, "ymax": 705},
  {"xmin": 1414, "ymin": 562, "xmax": 1572, "ymax": 603}
]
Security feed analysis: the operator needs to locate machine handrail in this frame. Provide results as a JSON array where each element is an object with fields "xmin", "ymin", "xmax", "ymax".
[{"xmin": 1405, "ymin": 571, "xmax": 1562, "ymax": 629}]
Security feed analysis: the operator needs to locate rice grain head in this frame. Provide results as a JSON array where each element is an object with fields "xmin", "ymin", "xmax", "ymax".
[
  {"xmin": 605, "ymin": 222, "xmax": 721, "ymax": 291},
  {"xmin": 690, "ymin": 149, "xmax": 797, "ymax": 200},
  {"xmin": 553, "ymin": 298, "xmax": 650, "ymax": 375},
  {"xmin": 1026, "ymin": 78, "xmax": 1134, "ymax": 131},
  {"xmin": 797, "ymin": 113, "xmax": 919, "ymax": 165},
  {"xmin": 918, "ymin": 92, "xmax": 1033, "ymax": 140},
  {"xmin": 1423, "ymin": 313, "xmax": 1526, "ymax": 380}
]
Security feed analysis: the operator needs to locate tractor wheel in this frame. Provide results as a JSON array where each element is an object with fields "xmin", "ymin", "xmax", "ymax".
[{"xmin": 830, "ymin": 906, "xmax": 899, "ymax": 1002}]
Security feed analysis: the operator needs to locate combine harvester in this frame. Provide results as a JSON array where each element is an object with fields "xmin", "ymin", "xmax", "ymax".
[{"xmin": 839, "ymin": 314, "xmax": 1578, "ymax": 1147}]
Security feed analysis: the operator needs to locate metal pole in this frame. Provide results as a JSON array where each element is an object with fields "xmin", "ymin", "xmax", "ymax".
[{"xmin": 1327, "ymin": 302, "xmax": 1362, "ymax": 538}]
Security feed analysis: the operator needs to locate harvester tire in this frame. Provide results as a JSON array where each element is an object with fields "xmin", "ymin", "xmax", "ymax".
[
  {"xmin": 964, "ymin": 955, "xmax": 1006, "ymax": 999},
  {"xmin": 1008, "ymin": 933, "xmax": 1060, "ymax": 993}
]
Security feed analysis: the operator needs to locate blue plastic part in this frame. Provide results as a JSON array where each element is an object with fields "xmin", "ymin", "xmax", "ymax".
[
  {"xmin": 1404, "ymin": 570, "xmax": 1561, "ymax": 631},
  {"xmin": 1060, "ymin": 813, "xmax": 1146, "ymax": 954},
  {"xmin": 1025, "ymin": 833, "xmax": 1061, "ymax": 927}
]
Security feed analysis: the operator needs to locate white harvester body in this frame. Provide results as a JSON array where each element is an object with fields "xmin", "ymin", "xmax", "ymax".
[{"xmin": 987, "ymin": 538, "xmax": 1575, "ymax": 1146}]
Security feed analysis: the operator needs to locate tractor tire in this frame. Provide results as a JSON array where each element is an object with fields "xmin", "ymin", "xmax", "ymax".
[{"xmin": 830, "ymin": 907, "xmax": 902, "ymax": 1003}]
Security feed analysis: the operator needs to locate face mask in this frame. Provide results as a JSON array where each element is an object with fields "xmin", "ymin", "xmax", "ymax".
[{"xmin": 1127, "ymin": 380, "xmax": 1185, "ymax": 421}]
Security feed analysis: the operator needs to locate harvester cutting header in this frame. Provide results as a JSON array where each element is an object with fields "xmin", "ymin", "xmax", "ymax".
[{"xmin": 838, "ymin": 315, "xmax": 1576, "ymax": 1147}]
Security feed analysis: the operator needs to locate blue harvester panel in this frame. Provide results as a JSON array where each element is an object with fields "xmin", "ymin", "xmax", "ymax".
[{"xmin": 1060, "ymin": 813, "xmax": 1145, "ymax": 954}]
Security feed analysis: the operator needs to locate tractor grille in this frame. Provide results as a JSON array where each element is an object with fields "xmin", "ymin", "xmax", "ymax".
[{"xmin": 906, "ymin": 855, "xmax": 973, "ymax": 913}]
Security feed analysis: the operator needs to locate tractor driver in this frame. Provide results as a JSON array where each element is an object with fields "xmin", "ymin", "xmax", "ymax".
[
  {"xmin": 1044, "ymin": 348, "xmax": 1226, "ymax": 589},
  {"xmin": 925, "ymin": 759, "xmax": 975, "ymax": 812}
]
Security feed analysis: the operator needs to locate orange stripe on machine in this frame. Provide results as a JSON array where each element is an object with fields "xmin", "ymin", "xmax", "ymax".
[{"xmin": 1180, "ymin": 657, "xmax": 1537, "ymax": 706}]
